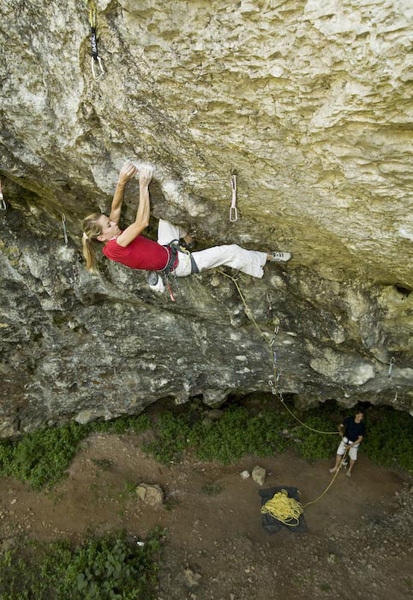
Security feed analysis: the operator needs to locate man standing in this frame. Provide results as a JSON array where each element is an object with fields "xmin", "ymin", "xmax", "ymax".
[{"xmin": 329, "ymin": 409, "xmax": 366, "ymax": 478}]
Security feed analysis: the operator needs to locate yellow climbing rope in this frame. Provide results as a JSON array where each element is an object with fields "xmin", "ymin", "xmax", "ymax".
[
  {"xmin": 86, "ymin": 0, "xmax": 98, "ymax": 28},
  {"xmin": 219, "ymin": 269, "xmax": 349, "ymax": 509},
  {"xmin": 218, "ymin": 270, "xmax": 266, "ymax": 341},
  {"xmin": 279, "ymin": 395, "xmax": 339, "ymax": 436},
  {"xmin": 261, "ymin": 489, "xmax": 303, "ymax": 526},
  {"xmin": 220, "ymin": 270, "xmax": 339, "ymax": 436},
  {"xmin": 303, "ymin": 450, "xmax": 348, "ymax": 508}
]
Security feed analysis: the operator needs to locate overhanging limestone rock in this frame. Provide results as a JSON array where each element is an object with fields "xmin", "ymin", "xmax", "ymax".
[{"xmin": 1, "ymin": 1, "xmax": 412, "ymax": 435}]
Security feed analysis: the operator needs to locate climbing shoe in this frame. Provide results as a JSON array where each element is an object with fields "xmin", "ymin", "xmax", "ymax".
[
  {"xmin": 147, "ymin": 271, "xmax": 165, "ymax": 293},
  {"xmin": 269, "ymin": 251, "xmax": 292, "ymax": 263},
  {"xmin": 147, "ymin": 271, "xmax": 159, "ymax": 286}
]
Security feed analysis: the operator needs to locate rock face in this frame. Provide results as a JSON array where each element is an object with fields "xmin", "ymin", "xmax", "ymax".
[{"xmin": 0, "ymin": 0, "xmax": 412, "ymax": 436}]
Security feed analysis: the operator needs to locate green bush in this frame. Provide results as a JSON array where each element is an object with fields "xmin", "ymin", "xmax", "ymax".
[
  {"xmin": 191, "ymin": 406, "xmax": 291, "ymax": 463},
  {"xmin": 363, "ymin": 407, "xmax": 413, "ymax": 472},
  {"xmin": 142, "ymin": 405, "xmax": 292, "ymax": 465},
  {"xmin": 94, "ymin": 414, "xmax": 151, "ymax": 436},
  {"xmin": 0, "ymin": 414, "xmax": 151, "ymax": 490},
  {"xmin": 0, "ymin": 529, "xmax": 164, "ymax": 600},
  {"xmin": 289, "ymin": 413, "xmax": 339, "ymax": 462},
  {"xmin": 143, "ymin": 412, "xmax": 192, "ymax": 463},
  {"xmin": 0, "ymin": 422, "xmax": 90, "ymax": 489}
]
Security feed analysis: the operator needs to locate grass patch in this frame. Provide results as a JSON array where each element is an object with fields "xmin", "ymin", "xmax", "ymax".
[
  {"xmin": 0, "ymin": 422, "xmax": 90, "ymax": 490},
  {"xmin": 142, "ymin": 401, "xmax": 413, "ymax": 474},
  {"xmin": 91, "ymin": 458, "xmax": 113, "ymax": 471},
  {"xmin": 0, "ymin": 414, "xmax": 151, "ymax": 490},
  {"xmin": 0, "ymin": 528, "xmax": 164, "ymax": 600},
  {"xmin": 201, "ymin": 482, "xmax": 224, "ymax": 496}
]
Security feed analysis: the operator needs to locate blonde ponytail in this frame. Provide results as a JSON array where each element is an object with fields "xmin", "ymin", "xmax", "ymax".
[{"xmin": 82, "ymin": 213, "xmax": 103, "ymax": 272}]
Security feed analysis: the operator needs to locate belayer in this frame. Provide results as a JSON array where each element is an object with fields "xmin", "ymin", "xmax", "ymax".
[{"xmin": 82, "ymin": 161, "xmax": 292, "ymax": 292}]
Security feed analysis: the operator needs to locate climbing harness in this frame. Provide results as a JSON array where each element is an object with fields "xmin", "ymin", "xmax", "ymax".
[
  {"xmin": 62, "ymin": 213, "xmax": 68, "ymax": 245},
  {"xmin": 86, "ymin": 0, "xmax": 104, "ymax": 80},
  {"xmin": 229, "ymin": 172, "xmax": 238, "ymax": 222},
  {"xmin": 0, "ymin": 179, "xmax": 6, "ymax": 210},
  {"xmin": 156, "ymin": 241, "xmax": 198, "ymax": 303}
]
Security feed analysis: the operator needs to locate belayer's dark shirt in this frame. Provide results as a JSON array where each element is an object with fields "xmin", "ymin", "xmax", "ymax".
[{"xmin": 343, "ymin": 416, "xmax": 365, "ymax": 442}]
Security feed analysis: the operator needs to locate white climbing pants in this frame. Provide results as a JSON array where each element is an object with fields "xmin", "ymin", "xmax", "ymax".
[{"xmin": 157, "ymin": 220, "xmax": 267, "ymax": 279}]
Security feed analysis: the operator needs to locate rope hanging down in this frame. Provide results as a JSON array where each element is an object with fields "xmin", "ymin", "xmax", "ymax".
[
  {"xmin": 221, "ymin": 270, "xmax": 338, "ymax": 436},
  {"xmin": 303, "ymin": 450, "xmax": 348, "ymax": 509},
  {"xmin": 86, "ymin": 0, "xmax": 104, "ymax": 80},
  {"xmin": 221, "ymin": 270, "xmax": 347, "ymax": 511}
]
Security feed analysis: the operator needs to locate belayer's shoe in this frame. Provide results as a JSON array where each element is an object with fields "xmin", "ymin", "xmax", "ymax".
[{"xmin": 269, "ymin": 251, "xmax": 292, "ymax": 263}]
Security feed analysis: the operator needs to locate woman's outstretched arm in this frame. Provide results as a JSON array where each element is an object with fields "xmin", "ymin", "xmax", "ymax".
[
  {"xmin": 116, "ymin": 166, "xmax": 153, "ymax": 247},
  {"xmin": 109, "ymin": 161, "xmax": 139, "ymax": 225}
]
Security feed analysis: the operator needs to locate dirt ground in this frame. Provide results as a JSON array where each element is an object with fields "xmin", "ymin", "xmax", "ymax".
[{"xmin": 0, "ymin": 431, "xmax": 412, "ymax": 600}]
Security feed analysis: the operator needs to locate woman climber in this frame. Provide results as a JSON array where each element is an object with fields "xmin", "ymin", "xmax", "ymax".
[{"xmin": 81, "ymin": 161, "xmax": 292, "ymax": 291}]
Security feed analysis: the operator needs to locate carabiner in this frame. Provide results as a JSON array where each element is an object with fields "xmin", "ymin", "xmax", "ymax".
[{"xmin": 91, "ymin": 56, "xmax": 105, "ymax": 80}]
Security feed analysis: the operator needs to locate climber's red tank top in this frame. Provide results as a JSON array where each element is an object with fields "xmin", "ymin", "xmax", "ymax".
[{"xmin": 103, "ymin": 234, "xmax": 171, "ymax": 271}]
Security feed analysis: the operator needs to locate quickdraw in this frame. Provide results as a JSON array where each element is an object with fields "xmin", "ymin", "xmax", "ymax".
[
  {"xmin": 0, "ymin": 179, "xmax": 6, "ymax": 210},
  {"xmin": 86, "ymin": 0, "xmax": 104, "ymax": 80},
  {"xmin": 388, "ymin": 356, "xmax": 395, "ymax": 378},
  {"xmin": 62, "ymin": 213, "xmax": 68, "ymax": 245},
  {"xmin": 229, "ymin": 172, "xmax": 238, "ymax": 222}
]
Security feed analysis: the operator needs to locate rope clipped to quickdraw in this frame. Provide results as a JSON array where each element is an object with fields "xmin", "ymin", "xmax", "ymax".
[
  {"xmin": 218, "ymin": 270, "xmax": 266, "ymax": 341},
  {"xmin": 86, "ymin": 0, "xmax": 104, "ymax": 80},
  {"xmin": 388, "ymin": 356, "xmax": 395, "ymax": 378},
  {"xmin": 261, "ymin": 488, "xmax": 303, "ymax": 526}
]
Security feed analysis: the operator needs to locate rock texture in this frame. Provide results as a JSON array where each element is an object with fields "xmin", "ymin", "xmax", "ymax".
[{"xmin": 1, "ymin": 0, "xmax": 413, "ymax": 436}]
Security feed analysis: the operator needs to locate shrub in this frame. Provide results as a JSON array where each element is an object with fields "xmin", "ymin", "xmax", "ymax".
[
  {"xmin": 0, "ymin": 414, "xmax": 151, "ymax": 490},
  {"xmin": 0, "ymin": 422, "xmax": 90, "ymax": 489},
  {"xmin": 0, "ymin": 528, "xmax": 164, "ymax": 600},
  {"xmin": 363, "ymin": 407, "xmax": 413, "ymax": 473}
]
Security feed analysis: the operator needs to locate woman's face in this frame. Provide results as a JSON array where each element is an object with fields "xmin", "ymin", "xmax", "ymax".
[{"xmin": 97, "ymin": 215, "xmax": 121, "ymax": 242}]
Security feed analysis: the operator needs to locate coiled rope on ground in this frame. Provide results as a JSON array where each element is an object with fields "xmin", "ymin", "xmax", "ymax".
[{"xmin": 261, "ymin": 489, "xmax": 303, "ymax": 526}]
